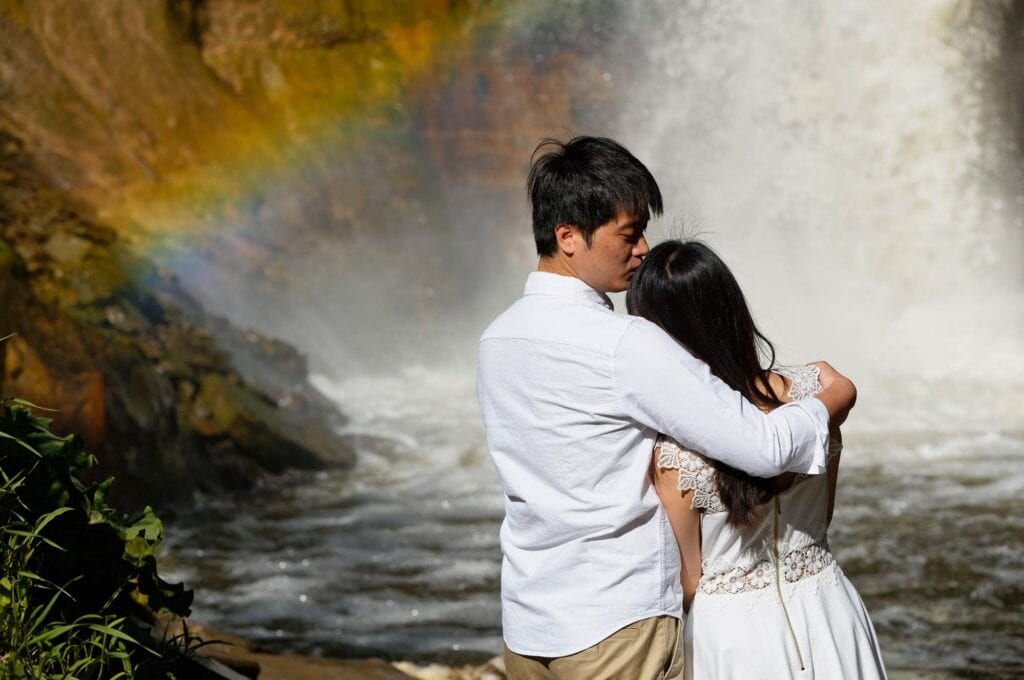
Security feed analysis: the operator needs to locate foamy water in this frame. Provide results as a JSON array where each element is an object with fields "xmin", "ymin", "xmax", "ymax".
[
  {"xmin": 162, "ymin": 362, "xmax": 1024, "ymax": 674},
  {"xmin": 163, "ymin": 366, "xmax": 503, "ymax": 662}
]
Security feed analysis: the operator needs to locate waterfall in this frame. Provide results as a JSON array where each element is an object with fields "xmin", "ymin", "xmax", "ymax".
[{"xmin": 609, "ymin": 1, "xmax": 1022, "ymax": 408}]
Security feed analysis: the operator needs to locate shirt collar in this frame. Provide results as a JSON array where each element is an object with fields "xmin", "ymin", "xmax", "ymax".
[{"xmin": 524, "ymin": 271, "xmax": 614, "ymax": 310}]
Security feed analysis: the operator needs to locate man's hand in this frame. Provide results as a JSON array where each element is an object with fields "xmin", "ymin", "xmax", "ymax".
[{"xmin": 811, "ymin": 361, "xmax": 857, "ymax": 427}]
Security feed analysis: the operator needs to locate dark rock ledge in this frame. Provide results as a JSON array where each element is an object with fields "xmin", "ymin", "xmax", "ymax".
[{"xmin": 155, "ymin": 617, "xmax": 507, "ymax": 680}]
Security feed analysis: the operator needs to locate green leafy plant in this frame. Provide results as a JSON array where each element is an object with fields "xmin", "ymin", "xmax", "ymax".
[{"xmin": 0, "ymin": 396, "xmax": 195, "ymax": 679}]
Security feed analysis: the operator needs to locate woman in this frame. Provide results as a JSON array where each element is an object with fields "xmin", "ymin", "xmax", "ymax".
[{"xmin": 627, "ymin": 240, "xmax": 887, "ymax": 679}]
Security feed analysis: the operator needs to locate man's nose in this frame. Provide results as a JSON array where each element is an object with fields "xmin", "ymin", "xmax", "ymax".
[{"xmin": 634, "ymin": 235, "xmax": 649, "ymax": 258}]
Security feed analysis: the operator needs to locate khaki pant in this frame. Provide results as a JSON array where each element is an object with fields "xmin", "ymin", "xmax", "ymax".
[{"xmin": 504, "ymin": 616, "xmax": 683, "ymax": 680}]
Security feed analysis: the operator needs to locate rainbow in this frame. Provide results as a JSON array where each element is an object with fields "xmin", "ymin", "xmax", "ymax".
[{"xmin": 98, "ymin": 0, "xmax": 543, "ymax": 264}]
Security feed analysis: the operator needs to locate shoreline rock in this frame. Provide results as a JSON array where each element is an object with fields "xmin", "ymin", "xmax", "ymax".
[
  {"xmin": 0, "ymin": 130, "xmax": 354, "ymax": 514},
  {"xmin": 158, "ymin": 617, "xmax": 507, "ymax": 680},
  {"xmin": 393, "ymin": 658, "xmax": 506, "ymax": 680}
]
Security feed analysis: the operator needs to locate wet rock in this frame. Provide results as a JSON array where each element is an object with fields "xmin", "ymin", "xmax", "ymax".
[
  {"xmin": 42, "ymin": 231, "xmax": 91, "ymax": 264},
  {"xmin": 155, "ymin": 617, "xmax": 417, "ymax": 680},
  {"xmin": 119, "ymin": 363, "xmax": 179, "ymax": 436},
  {"xmin": 0, "ymin": 239, "xmax": 23, "ymax": 271},
  {"xmin": 2, "ymin": 334, "xmax": 55, "ymax": 401},
  {"xmin": 104, "ymin": 303, "xmax": 148, "ymax": 333},
  {"xmin": 0, "ymin": 130, "xmax": 353, "ymax": 512},
  {"xmin": 1, "ymin": 334, "xmax": 108, "ymax": 446},
  {"xmin": 193, "ymin": 373, "xmax": 239, "ymax": 436},
  {"xmin": 393, "ymin": 657, "xmax": 507, "ymax": 680}
]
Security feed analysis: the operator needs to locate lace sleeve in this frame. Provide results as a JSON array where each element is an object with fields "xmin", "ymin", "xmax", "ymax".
[
  {"xmin": 654, "ymin": 436, "xmax": 726, "ymax": 513},
  {"xmin": 776, "ymin": 365, "xmax": 842, "ymax": 461},
  {"xmin": 774, "ymin": 364, "xmax": 823, "ymax": 401}
]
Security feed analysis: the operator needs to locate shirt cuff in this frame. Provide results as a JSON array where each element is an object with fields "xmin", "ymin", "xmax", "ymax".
[{"xmin": 780, "ymin": 396, "xmax": 830, "ymax": 475}]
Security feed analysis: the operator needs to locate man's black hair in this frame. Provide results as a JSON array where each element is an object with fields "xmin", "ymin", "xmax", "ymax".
[{"xmin": 527, "ymin": 136, "xmax": 663, "ymax": 257}]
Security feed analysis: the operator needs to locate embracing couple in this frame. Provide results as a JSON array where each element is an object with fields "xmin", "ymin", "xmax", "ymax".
[{"xmin": 477, "ymin": 137, "xmax": 887, "ymax": 679}]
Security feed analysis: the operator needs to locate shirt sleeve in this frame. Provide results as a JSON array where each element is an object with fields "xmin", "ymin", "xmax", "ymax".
[{"xmin": 614, "ymin": 319, "xmax": 829, "ymax": 477}]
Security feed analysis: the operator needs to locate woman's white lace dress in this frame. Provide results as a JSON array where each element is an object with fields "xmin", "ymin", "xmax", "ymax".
[{"xmin": 656, "ymin": 365, "xmax": 887, "ymax": 679}]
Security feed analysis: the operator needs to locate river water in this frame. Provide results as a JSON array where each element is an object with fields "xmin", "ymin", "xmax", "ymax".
[{"xmin": 163, "ymin": 363, "xmax": 1024, "ymax": 677}]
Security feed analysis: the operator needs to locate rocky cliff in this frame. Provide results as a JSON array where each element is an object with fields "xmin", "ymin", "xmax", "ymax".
[
  {"xmin": 0, "ymin": 0, "xmax": 626, "ymax": 506},
  {"xmin": 0, "ymin": 128, "xmax": 354, "ymax": 510},
  {"xmin": 0, "ymin": 0, "xmax": 501, "ymax": 507}
]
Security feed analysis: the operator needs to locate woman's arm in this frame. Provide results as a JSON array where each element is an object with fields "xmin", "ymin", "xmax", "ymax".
[
  {"xmin": 812, "ymin": 361, "xmax": 857, "ymax": 427},
  {"xmin": 651, "ymin": 457, "xmax": 702, "ymax": 611}
]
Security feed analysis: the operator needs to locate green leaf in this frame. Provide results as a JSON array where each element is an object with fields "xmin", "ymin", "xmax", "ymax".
[
  {"xmin": 24, "ymin": 589, "xmax": 65, "ymax": 639},
  {"xmin": 124, "ymin": 536, "xmax": 155, "ymax": 559},
  {"xmin": 0, "ymin": 429, "xmax": 43, "ymax": 457},
  {"xmin": 84, "ymin": 622, "xmax": 141, "ymax": 645},
  {"xmin": 25, "ymin": 621, "xmax": 79, "ymax": 646},
  {"xmin": 67, "ymin": 656, "xmax": 102, "ymax": 673},
  {"xmin": 9, "ymin": 397, "xmax": 59, "ymax": 412},
  {"xmin": 122, "ymin": 506, "xmax": 163, "ymax": 543},
  {"xmin": 34, "ymin": 506, "xmax": 74, "ymax": 533},
  {"xmin": 3, "ymin": 529, "xmax": 66, "ymax": 552},
  {"xmin": 17, "ymin": 572, "xmax": 77, "ymax": 603},
  {"xmin": 90, "ymin": 477, "xmax": 114, "ymax": 515}
]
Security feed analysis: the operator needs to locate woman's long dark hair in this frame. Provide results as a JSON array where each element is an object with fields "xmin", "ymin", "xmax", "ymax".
[{"xmin": 627, "ymin": 240, "xmax": 784, "ymax": 527}]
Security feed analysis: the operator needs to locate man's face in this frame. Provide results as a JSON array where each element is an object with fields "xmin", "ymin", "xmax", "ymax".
[{"xmin": 573, "ymin": 209, "xmax": 650, "ymax": 293}]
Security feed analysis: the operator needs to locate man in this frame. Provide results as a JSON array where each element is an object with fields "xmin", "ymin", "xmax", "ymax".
[{"xmin": 477, "ymin": 136, "xmax": 856, "ymax": 679}]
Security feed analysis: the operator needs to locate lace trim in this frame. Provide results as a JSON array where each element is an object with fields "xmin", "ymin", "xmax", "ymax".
[
  {"xmin": 774, "ymin": 364, "xmax": 823, "ymax": 401},
  {"xmin": 698, "ymin": 543, "xmax": 835, "ymax": 596},
  {"xmin": 655, "ymin": 437, "xmax": 726, "ymax": 514}
]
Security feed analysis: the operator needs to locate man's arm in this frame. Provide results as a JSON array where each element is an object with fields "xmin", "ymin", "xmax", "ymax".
[{"xmin": 615, "ymin": 320, "xmax": 855, "ymax": 477}]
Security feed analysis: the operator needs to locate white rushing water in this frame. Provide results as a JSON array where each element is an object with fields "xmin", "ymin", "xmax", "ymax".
[
  {"xmin": 613, "ymin": 0, "xmax": 1022, "ymax": 395},
  {"xmin": 163, "ymin": 359, "xmax": 1024, "ymax": 672},
  {"xmin": 164, "ymin": 363, "xmax": 505, "ymax": 661}
]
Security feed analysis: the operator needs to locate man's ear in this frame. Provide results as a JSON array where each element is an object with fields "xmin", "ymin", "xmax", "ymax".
[{"xmin": 554, "ymin": 223, "xmax": 577, "ymax": 255}]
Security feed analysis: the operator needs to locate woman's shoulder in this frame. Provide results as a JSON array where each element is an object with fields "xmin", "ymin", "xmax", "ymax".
[
  {"xmin": 654, "ymin": 436, "xmax": 725, "ymax": 514},
  {"xmin": 655, "ymin": 435, "xmax": 708, "ymax": 469}
]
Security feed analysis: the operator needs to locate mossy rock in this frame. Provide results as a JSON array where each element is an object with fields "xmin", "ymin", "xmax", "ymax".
[
  {"xmin": 195, "ymin": 372, "xmax": 240, "ymax": 434},
  {"xmin": 65, "ymin": 253, "xmax": 130, "ymax": 304},
  {"xmin": 0, "ymin": 238, "xmax": 24, "ymax": 273},
  {"xmin": 222, "ymin": 377, "xmax": 331, "ymax": 472}
]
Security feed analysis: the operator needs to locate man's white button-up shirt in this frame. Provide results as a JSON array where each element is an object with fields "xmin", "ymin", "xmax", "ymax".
[{"xmin": 477, "ymin": 272, "xmax": 830, "ymax": 657}]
